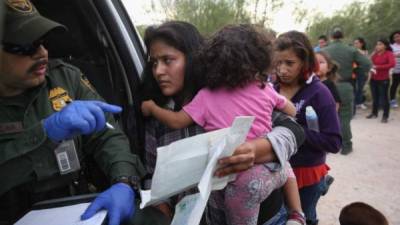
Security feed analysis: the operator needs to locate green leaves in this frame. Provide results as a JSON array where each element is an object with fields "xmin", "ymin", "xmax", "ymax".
[
  {"xmin": 159, "ymin": 0, "xmax": 282, "ymax": 35},
  {"xmin": 306, "ymin": 0, "xmax": 400, "ymax": 49}
]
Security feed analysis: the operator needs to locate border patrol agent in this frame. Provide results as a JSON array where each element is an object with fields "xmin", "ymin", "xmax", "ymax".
[
  {"xmin": 0, "ymin": 1, "xmax": 156, "ymax": 224},
  {"xmin": 323, "ymin": 28, "xmax": 371, "ymax": 155}
]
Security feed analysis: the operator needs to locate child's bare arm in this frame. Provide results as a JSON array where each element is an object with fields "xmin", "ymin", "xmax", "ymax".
[
  {"xmin": 141, "ymin": 100, "xmax": 193, "ymax": 129},
  {"xmin": 281, "ymin": 100, "xmax": 297, "ymax": 117}
]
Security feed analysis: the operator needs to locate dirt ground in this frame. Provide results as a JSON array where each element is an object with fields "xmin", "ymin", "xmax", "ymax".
[{"xmin": 317, "ymin": 105, "xmax": 400, "ymax": 225}]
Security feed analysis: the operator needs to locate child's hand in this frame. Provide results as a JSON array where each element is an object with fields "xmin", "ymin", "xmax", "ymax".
[{"xmin": 141, "ymin": 100, "xmax": 156, "ymax": 117}]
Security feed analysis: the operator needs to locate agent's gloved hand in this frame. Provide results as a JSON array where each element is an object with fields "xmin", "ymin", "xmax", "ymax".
[
  {"xmin": 43, "ymin": 100, "xmax": 121, "ymax": 142},
  {"xmin": 81, "ymin": 183, "xmax": 135, "ymax": 225}
]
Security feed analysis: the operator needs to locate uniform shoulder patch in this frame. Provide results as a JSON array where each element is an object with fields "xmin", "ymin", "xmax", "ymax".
[{"xmin": 6, "ymin": 0, "xmax": 33, "ymax": 13}]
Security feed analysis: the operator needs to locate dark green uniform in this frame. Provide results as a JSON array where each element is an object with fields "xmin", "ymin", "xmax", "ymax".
[
  {"xmin": 0, "ymin": 60, "xmax": 146, "ymax": 223},
  {"xmin": 323, "ymin": 40, "xmax": 371, "ymax": 153}
]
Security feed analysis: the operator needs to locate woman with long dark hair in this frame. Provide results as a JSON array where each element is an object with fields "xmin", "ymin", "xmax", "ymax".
[
  {"xmin": 367, "ymin": 38, "xmax": 396, "ymax": 123},
  {"xmin": 274, "ymin": 31, "xmax": 342, "ymax": 225},
  {"xmin": 140, "ymin": 21, "xmax": 305, "ymax": 225}
]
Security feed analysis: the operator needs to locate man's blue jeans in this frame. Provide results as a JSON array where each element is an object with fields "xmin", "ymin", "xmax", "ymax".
[{"xmin": 299, "ymin": 178, "xmax": 326, "ymax": 225}]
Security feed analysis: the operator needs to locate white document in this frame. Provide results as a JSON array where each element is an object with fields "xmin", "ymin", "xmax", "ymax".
[
  {"xmin": 140, "ymin": 128, "xmax": 229, "ymax": 208},
  {"xmin": 14, "ymin": 203, "xmax": 107, "ymax": 225},
  {"xmin": 198, "ymin": 116, "xmax": 255, "ymax": 197},
  {"xmin": 170, "ymin": 192, "xmax": 210, "ymax": 225},
  {"xmin": 141, "ymin": 116, "xmax": 254, "ymax": 225}
]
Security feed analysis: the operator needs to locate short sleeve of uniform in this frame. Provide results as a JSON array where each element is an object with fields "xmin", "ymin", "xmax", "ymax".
[
  {"xmin": 267, "ymin": 85, "xmax": 287, "ymax": 110},
  {"xmin": 182, "ymin": 89, "xmax": 209, "ymax": 127}
]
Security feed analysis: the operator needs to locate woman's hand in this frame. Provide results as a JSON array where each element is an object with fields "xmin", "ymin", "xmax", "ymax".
[
  {"xmin": 141, "ymin": 100, "xmax": 156, "ymax": 116},
  {"xmin": 214, "ymin": 141, "xmax": 256, "ymax": 177}
]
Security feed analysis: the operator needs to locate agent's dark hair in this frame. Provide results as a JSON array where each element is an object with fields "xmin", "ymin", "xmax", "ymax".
[
  {"xmin": 141, "ymin": 21, "xmax": 204, "ymax": 108},
  {"xmin": 339, "ymin": 202, "xmax": 388, "ymax": 225},
  {"xmin": 389, "ymin": 30, "xmax": 400, "ymax": 44},
  {"xmin": 377, "ymin": 38, "xmax": 392, "ymax": 52},
  {"xmin": 199, "ymin": 24, "xmax": 273, "ymax": 89},
  {"xmin": 318, "ymin": 35, "xmax": 328, "ymax": 41},
  {"xmin": 316, "ymin": 51, "xmax": 340, "ymax": 82},
  {"xmin": 274, "ymin": 30, "xmax": 318, "ymax": 84},
  {"xmin": 354, "ymin": 37, "xmax": 367, "ymax": 50}
]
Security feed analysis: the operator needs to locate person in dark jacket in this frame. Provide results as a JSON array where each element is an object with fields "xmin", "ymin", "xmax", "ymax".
[{"xmin": 274, "ymin": 30, "xmax": 342, "ymax": 225}]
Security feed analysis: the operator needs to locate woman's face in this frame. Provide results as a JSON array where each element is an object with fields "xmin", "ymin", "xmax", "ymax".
[
  {"xmin": 275, "ymin": 49, "xmax": 303, "ymax": 85},
  {"xmin": 375, "ymin": 41, "xmax": 386, "ymax": 53},
  {"xmin": 149, "ymin": 40, "xmax": 186, "ymax": 97},
  {"xmin": 353, "ymin": 39, "xmax": 363, "ymax": 50},
  {"xmin": 316, "ymin": 54, "xmax": 328, "ymax": 77}
]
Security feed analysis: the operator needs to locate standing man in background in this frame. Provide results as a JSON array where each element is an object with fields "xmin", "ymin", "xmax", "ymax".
[{"xmin": 323, "ymin": 28, "xmax": 371, "ymax": 155}]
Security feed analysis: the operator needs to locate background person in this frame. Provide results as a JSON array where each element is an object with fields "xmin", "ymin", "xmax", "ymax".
[
  {"xmin": 140, "ymin": 21, "xmax": 306, "ymax": 225},
  {"xmin": 353, "ymin": 37, "xmax": 369, "ymax": 110},
  {"xmin": 313, "ymin": 35, "xmax": 328, "ymax": 53},
  {"xmin": 339, "ymin": 202, "xmax": 389, "ymax": 225},
  {"xmin": 274, "ymin": 30, "xmax": 342, "ymax": 225},
  {"xmin": 322, "ymin": 28, "xmax": 371, "ymax": 155},
  {"xmin": 366, "ymin": 39, "xmax": 396, "ymax": 123},
  {"xmin": 316, "ymin": 51, "xmax": 342, "ymax": 111},
  {"xmin": 389, "ymin": 30, "xmax": 400, "ymax": 108}
]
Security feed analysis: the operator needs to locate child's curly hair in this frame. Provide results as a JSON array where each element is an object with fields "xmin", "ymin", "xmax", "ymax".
[{"xmin": 199, "ymin": 24, "xmax": 273, "ymax": 89}]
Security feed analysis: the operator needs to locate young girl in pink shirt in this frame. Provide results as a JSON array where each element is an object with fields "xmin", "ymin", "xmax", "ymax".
[{"xmin": 142, "ymin": 24, "xmax": 304, "ymax": 225}]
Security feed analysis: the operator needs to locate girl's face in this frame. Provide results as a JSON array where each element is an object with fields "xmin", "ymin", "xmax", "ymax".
[
  {"xmin": 275, "ymin": 49, "xmax": 303, "ymax": 85},
  {"xmin": 316, "ymin": 54, "xmax": 328, "ymax": 78},
  {"xmin": 375, "ymin": 41, "xmax": 386, "ymax": 53},
  {"xmin": 149, "ymin": 40, "xmax": 186, "ymax": 97},
  {"xmin": 353, "ymin": 39, "xmax": 363, "ymax": 50}
]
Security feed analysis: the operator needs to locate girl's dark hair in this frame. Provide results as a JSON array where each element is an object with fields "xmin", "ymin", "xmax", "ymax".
[
  {"xmin": 389, "ymin": 30, "xmax": 400, "ymax": 44},
  {"xmin": 199, "ymin": 24, "xmax": 273, "ymax": 89},
  {"xmin": 377, "ymin": 38, "xmax": 392, "ymax": 52},
  {"xmin": 339, "ymin": 202, "xmax": 388, "ymax": 225},
  {"xmin": 274, "ymin": 30, "xmax": 319, "ymax": 84},
  {"xmin": 140, "ymin": 21, "xmax": 204, "ymax": 108},
  {"xmin": 316, "ymin": 51, "xmax": 340, "ymax": 82},
  {"xmin": 354, "ymin": 37, "xmax": 367, "ymax": 50}
]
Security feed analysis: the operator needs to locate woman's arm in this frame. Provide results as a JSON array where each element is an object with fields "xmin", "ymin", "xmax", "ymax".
[{"xmin": 215, "ymin": 111, "xmax": 304, "ymax": 177}]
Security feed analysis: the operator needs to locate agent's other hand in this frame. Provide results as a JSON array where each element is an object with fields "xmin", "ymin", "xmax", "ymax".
[
  {"xmin": 215, "ymin": 141, "xmax": 256, "ymax": 177},
  {"xmin": 141, "ymin": 100, "xmax": 156, "ymax": 117},
  {"xmin": 81, "ymin": 183, "xmax": 135, "ymax": 225},
  {"xmin": 44, "ymin": 100, "xmax": 121, "ymax": 142}
]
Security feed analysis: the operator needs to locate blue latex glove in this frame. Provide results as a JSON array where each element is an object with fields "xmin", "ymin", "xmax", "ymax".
[
  {"xmin": 81, "ymin": 183, "xmax": 135, "ymax": 225},
  {"xmin": 44, "ymin": 100, "xmax": 121, "ymax": 142}
]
